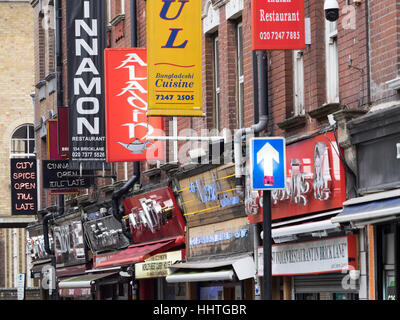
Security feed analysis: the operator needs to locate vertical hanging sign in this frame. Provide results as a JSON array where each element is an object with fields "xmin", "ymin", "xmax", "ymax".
[
  {"xmin": 66, "ymin": 0, "xmax": 107, "ymax": 169},
  {"xmin": 147, "ymin": 0, "xmax": 203, "ymax": 117},
  {"xmin": 104, "ymin": 48, "xmax": 164, "ymax": 162},
  {"xmin": 10, "ymin": 159, "xmax": 37, "ymax": 215},
  {"xmin": 251, "ymin": 0, "xmax": 305, "ymax": 50}
]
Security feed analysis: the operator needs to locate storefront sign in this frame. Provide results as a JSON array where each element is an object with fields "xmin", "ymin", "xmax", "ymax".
[
  {"xmin": 67, "ymin": 0, "xmax": 107, "ymax": 168},
  {"xmin": 104, "ymin": 48, "xmax": 164, "ymax": 162},
  {"xmin": 10, "ymin": 159, "xmax": 37, "ymax": 215},
  {"xmin": 257, "ymin": 235, "xmax": 357, "ymax": 277},
  {"xmin": 42, "ymin": 160, "xmax": 93, "ymax": 189},
  {"xmin": 248, "ymin": 131, "xmax": 346, "ymax": 223},
  {"xmin": 187, "ymin": 217, "xmax": 252, "ymax": 258},
  {"xmin": 251, "ymin": 0, "xmax": 305, "ymax": 50},
  {"xmin": 59, "ymin": 288, "xmax": 91, "ymax": 298},
  {"xmin": 27, "ymin": 235, "xmax": 53, "ymax": 261},
  {"xmin": 83, "ymin": 215, "xmax": 130, "ymax": 254},
  {"xmin": 147, "ymin": 0, "xmax": 203, "ymax": 116},
  {"xmin": 54, "ymin": 218, "xmax": 86, "ymax": 267},
  {"xmin": 177, "ymin": 164, "xmax": 241, "ymax": 224},
  {"xmin": 47, "ymin": 120, "xmax": 78, "ymax": 195},
  {"xmin": 135, "ymin": 250, "xmax": 183, "ymax": 279},
  {"xmin": 123, "ymin": 187, "xmax": 186, "ymax": 243}
]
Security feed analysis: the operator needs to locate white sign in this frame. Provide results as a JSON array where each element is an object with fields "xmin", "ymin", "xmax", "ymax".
[
  {"xmin": 17, "ymin": 273, "xmax": 25, "ymax": 300},
  {"xmin": 135, "ymin": 250, "xmax": 183, "ymax": 279},
  {"xmin": 257, "ymin": 236, "xmax": 353, "ymax": 276}
]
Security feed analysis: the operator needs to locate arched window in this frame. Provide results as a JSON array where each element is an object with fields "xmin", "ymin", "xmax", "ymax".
[{"xmin": 10, "ymin": 124, "xmax": 35, "ymax": 158}]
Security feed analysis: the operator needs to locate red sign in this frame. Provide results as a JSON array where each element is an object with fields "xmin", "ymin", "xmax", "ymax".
[
  {"xmin": 251, "ymin": 0, "xmax": 305, "ymax": 50},
  {"xmin": 57, "ymin": 106, "xmax": 69, "ymax": 155},
  {"xmin": 248, "ymin": 131, "xmax": 346, "ymax": 222},
  {"xmin": 104, "ymin": 48, "xmax": 164, "ymax": 162},
  {"xmin": 123, "ymin": 187, "xmax": 186, "ymax": 243}
]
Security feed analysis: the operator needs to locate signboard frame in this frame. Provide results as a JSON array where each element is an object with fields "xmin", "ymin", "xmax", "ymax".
[
  {"xmin": 146, "ymin": 0, "xmax": 203, "ymax": 117},
  {"xmin": 251, "ymin": 0, "xmax": 305, "ymax": 50},
  {"xmin": 10, "ymin": 158, "xmax": 37, "ymax": 216},
  {"xmin": 250, "ymin": 137, "xmax": 286, "ymax": 191}
]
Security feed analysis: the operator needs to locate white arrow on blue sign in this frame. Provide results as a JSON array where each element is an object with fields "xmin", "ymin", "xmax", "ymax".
[{"xmin": 250, "ymin": 137, "xmax": 286, "ymax": 190}]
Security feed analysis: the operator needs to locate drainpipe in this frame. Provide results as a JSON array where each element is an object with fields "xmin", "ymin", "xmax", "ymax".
[
  {"xmin": 112, "ymin": 174, "xmax": 139, "ymax": 220},
  {"xmin": 55, "ymin": 0, "xmax": 63, "ymax": 108},
  {"xmin": 112, "ymin": 173, "xmax": 139, "ymax": 243},
  {"xmin": 235, "ymin": 51, "xmax": 268, "ymax": 199},
  {"xmin": 130, "ymin": 0, "xmax": 137, "ymax": 47},
  {"xmin": 43, "ymin": 204, "xmax": 64, "ymax": 256}
]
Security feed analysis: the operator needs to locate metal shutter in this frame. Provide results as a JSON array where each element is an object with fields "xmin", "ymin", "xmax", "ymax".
[{"xmin": 294, "ymin": 274, "xmax": 359, "ymax": 293}]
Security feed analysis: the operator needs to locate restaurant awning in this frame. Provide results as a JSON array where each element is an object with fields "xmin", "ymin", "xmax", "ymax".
[
  {"xmin": 331, "ymin": 196, "xmax": 400, "ymax": 226},
  {"xmin": 94, "ymin": 236, "xmax": 185, "ymax": 269},
  {"xmin": 165, "ymin": 254, "xmax": 256, "ymax": 283},
  {"xmin": 271, "ymin": 219, "xmax": 341, "ymax": 243},
  {"xmin": 58, "ymin": 272, "xmax": 118, "ymax": 298}
]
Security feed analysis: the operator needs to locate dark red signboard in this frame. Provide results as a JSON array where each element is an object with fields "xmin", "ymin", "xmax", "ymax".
[
  {"xmin": 248, "ymin": 131, "xmax": 346, "ymax": 223},
  {"xmin": 251, "ymin": 0, "xmax": 305, "ymax": 50},
  {"xmin": 122, "ymin": 187, "xmax": 185, "ymax": 243}
]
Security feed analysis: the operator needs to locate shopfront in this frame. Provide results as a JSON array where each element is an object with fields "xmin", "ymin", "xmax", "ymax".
[
  {"xmin": 91, "ymin": 185, "xmax": 186, "ymax": 300},
  {"xmin": 169, "ymin": 163, "xmax": 256, "ymax": 300},
  {"xmin": 331, "ymin": 104, "xmax": 400, "ymax": 300},
  {"xmin": 257, "ymin": 234, "xmax": 359, "ymax": 300},
  {"xmin": 26, "ymin": 223, "xmax": 53, "ymax": 299},
  {"xmin": 50, "ymin": 211, "xmax": 123, "ymax": 300},
  {"xmin": 246, "ymin": 131, "xmax": 355, "ymax": 300}
]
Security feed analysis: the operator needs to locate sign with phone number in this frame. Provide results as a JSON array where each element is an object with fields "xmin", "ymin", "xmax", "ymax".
[{"xmin": 251, "ymin": 0, "xmax": 305, "ymax": 50}]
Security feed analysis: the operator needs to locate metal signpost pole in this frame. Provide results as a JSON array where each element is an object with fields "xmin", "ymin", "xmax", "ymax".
[{"xmin": 263, "ymin": 190, "xmax": 272, "ymax": 300}]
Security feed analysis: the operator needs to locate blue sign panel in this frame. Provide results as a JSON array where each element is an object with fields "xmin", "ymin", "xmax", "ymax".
[{"xmin": 250, "ymin": 137, "xmax": 286, "ymax": 190}]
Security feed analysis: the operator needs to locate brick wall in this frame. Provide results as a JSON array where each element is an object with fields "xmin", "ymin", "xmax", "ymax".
[
  {"xmin": 0, "ymin": 0, "xmax": 34, "ymax": 287},
  {"xmin": 368, "ymin": 0, "xmax": 400, "ymax": 105}
]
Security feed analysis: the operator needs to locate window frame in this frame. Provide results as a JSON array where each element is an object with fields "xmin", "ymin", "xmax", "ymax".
[
  {"xmin": 213, "ymin": 35, "xmax": 220, "ymax": 131},
  {"xmin": 236, "ymin": 22, "xmax": 244, "ymax": 128},
  {"xmin": 325, "ymin": 19, "xmax": 339, "ymax": 104},
  {"xmin": 10, "ymin": 124, "xmax": 36, "ymax": 159},
  {"xmin": 293, "ymin": 50, "xmax": 305, "ymax": 116}
]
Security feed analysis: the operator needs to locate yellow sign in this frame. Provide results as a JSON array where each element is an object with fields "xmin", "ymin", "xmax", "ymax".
[
  {"xmin": 147, "ymin": 0, "xmax": 203, "ymax": 117},
  {"xmin": 135, "ymin": 250, "xmax": 183, "ymax": 279}
]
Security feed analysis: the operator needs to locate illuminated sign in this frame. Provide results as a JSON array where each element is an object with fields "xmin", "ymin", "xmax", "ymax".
[
  {"xmin": 10, "ymin": 159, "xmax": 37, "ymax": 215},
  {"xmin": 135, "ymin": 250, "xmax": 183, "ymax": 279},
  {"xmin": 67, "ymin": 0, "xmax": 107, "ymax": 168},
  {"xmin": 104, "ymin": 48, "xmax": 164, "ymax": 162},
  {"xmin": 123, "ymin": 187, "xmax": 186, "ymax": 243},
  {"xmin": 147, "ymin": 0, "xmax": 203, "ymax": 116},
  {"xmin": 257, "ymin": 235, "xmax": 357, "ymax": 276},
  {"xmin": 247, "ymin": 131, "xmax": 346, "ymax": 223},
  {"xmin": 251, "ymin": 0, "xmax": 305, "ymax": 50}
]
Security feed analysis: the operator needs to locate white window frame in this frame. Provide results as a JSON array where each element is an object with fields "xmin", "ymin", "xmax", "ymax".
[
  {"xmin": 237, "ymin": 22, "xmax": 244, "ymax": 128},
  {"xmin": 213, "ymin": 35, "xmax": 220, "ymax": 131},
  {"xmin": 10, "ymin": 124, "xmax": 35, "ymax": 159},
  {"xmin": 325, "ymin": 19, "xmax": 339, "ymax": 104},
  {"xmin": 108, "ymin": 0, "xmax": 125, "ymax": 23},
  {"xmin": 293, "ymin": 50, "xmax": 305, "ymax": 116}
]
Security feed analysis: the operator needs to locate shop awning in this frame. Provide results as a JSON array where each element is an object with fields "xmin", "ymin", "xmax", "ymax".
[
  {"xmin": 165, "ymin": 254, "xmax": 256, "ymax": 283},
  {"xmin": 94, "ymin": 236, "xmax": 185, "ymax": 269},
  {"xmin": 58, "ymin": 272, "xmax": 117, "ymax": 298},
  {"xmin": 331, "ymin": 196, "xmax": 400, "ymax": 225},
  {"xmin": 58, "ymin": 272, "xmax": 117, "ymax": 289},
  {"xmin": 271, "ymin": 219, "xmax": 341, "ymax": 243}
]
